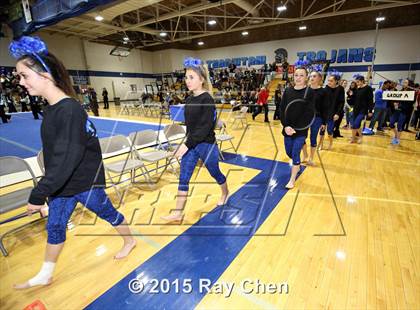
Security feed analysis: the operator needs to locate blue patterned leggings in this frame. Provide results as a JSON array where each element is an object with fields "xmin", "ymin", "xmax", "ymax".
[
  {"xmin": 47, "ymin": 188, "xmax": 124, "ymax": 244},
  {"xmin": 179, "ymin": 143, "xmax": 226, "ymax": 191}
]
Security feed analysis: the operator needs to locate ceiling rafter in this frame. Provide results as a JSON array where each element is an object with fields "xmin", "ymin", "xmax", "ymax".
[
  {"xmin": 40, "ymin": 0, "xmax": 420, "ymax": 49},
  {"xmin": 137, "ymin": 0, "xmax": 419, "ymax": 48}
]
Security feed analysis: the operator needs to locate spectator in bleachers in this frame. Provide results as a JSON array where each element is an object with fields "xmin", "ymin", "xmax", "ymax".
[
  {"xmin": 18, "ymin": 87, "xmax": 30, "ymax": 112},
  {"xmin": 29, "ymin": 95, "xmax": 44, "ymax": 120},
  {"xmin": 0, "ymin": 84, "xmax": 12, "ymax": 123}
]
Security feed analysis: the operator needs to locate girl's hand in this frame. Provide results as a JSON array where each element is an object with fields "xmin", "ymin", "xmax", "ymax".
[
  {"xmin": 173, "ymin": 143, "xmax": 189, "ymax": 158},
  {"xmin": 320, "ymin": 125, "xmax": 326, "ymax": 131},
  {"xmin": 27, "ymin": 203, "xmax": 48, "ymax": 217},
  {"xmin": 285, "ymin": 126, "xmax": 296, "ymax": 136}
]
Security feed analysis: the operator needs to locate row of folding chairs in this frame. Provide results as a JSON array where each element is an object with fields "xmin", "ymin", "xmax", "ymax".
[
  {"xmin": 120, "ymin": 99, "xmax": 169, "ymax": 118},
  {"xmin": 0, "ymin": 122, "xmax": 236, "ymax": 256},
  {"xmin": 98, "ymin": 125, "xmax": 186, "ymax": 203},
  {"xmin": 0, "ymin": 124, "xmax": 186, "ymax": 256}
]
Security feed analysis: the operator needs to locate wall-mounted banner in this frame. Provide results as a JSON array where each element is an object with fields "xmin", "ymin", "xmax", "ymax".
[
  {"xmin": 382, "ymin": 91, "xmax": 415, "ymax": 101},
  {"xmin": 297, "ymin": 47, "xmax": 375, "ymax": 64},
  {"xmin": 206, "ymin": 56, "xmax": 266, "ymax": 69},
  {"xmin": 72, "ymin": 75, "xmax": 90, "ymax": 85}
]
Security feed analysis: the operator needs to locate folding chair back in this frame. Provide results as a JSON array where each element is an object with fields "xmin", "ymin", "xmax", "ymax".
[
  {"xmin": 163, "ymin": 124, "xmax": 186, "ymax": 140},
  {"xmin": 216, "ymin": 120, "xmax": 226, "ymax": 130},
  {"xmin": 0, "ymin": 156, "xmax": 41, "ymax": 256},
  {"xmin": 0, "ymin": 156, "xmax": 36, "ymax": 180},
  {"xmin": 239, "ymin": 106, "xmax": 248, "ymax": 115},
  {"xmin": 37, "ymin": 150, "xmax": 45, "ymax": 174},
  {"xmin": 99, "ymin": 135, "xmax": 131, "ymax": 156},
  {"xmin": 129, "ymin": 130, "xmax": 160, "ymax": 148}
]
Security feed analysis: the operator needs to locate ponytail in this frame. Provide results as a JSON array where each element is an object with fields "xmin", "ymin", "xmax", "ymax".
[{"xmin": 202, "ymin": 64, "xmax": 213, "ymax": 97}]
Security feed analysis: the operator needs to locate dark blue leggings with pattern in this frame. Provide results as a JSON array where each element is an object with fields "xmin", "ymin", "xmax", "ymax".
[
  {"xmin": 179, "ymin": 143, "xmax": 226, "ymax": 192},
  {"xmin": 47, "ymin": 188, "xmax": 124, "ymax": 244}
]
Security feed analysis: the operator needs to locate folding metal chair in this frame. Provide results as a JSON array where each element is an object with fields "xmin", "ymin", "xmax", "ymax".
[
  {"xmin": 0, "ymin": 156, "xmax": 45, "ymax": 256},
  {"xmin": 215, "ymin": 120, "xmax": 236, "ymax": 160}
]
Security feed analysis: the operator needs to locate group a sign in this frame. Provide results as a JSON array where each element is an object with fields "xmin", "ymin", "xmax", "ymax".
[{"xmin": 382, "ymin": 91, "xmax": 415, "ymax": 101}]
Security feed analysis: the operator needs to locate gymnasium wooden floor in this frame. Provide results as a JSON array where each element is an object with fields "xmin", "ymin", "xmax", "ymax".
[{"xmin": 1, "ymin": 105, "xmax": 419, "ymax": 309}]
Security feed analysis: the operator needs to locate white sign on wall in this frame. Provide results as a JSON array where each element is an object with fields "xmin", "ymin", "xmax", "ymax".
[
  {"xmin": 22, "ymin": 0, "xmax": 32, "ymax": 23},
  {"xmin": 382, "ymin": 91, "xmax": 415, "ymax": 101}
]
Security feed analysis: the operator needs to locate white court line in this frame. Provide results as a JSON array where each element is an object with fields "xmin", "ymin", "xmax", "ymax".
[
  {"xmin": 288, "ymin": 192, "xmax": 420, "ymax": 206},
  {"xmin": 7, "ymin": 112, "xmax": 162, "ymax": 126},
  {"xmin": 89, "ymin": 115, "xmax": 165, "ymax": 126},
  {"xmin": 0, "ymin": 136, "xmax": 39, "ymax": 153},
  {"xmin": 97, "ymin": 129, "xmax": 119, "ymax": 135}
]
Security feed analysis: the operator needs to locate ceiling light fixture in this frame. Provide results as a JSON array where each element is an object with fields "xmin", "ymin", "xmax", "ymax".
[
  {"xmin": 241, "ymin": 31, "xmax": 249, "ymax": 36},
  {"xmin": 198, "ymin": 41, "xmax": 204, "ymax": 46},
  {"xmin": 159, "ymin": 32, "xmax": 168, "ymax": 37},
  {"xmin": 95, "ymin": 15, "xmax": 104, "ymax": 21},
  {"xmin": 299, "ymin": 25, "xmax": 307, "ymax": 31},
  {"xmin": 277, "ymin": 5, "xmax": 287, "ymax": 12},
  {"xmin": 208, "ymin": 19, "xmax": 217, "ymax": 26},
  {"xmin": 376, "ymin": 16, "xmax": 385, "ymax": 22}
]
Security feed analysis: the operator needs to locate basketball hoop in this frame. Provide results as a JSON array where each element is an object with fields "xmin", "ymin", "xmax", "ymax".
[{"xmin": 110, "ymin": 46, "xmax": 131, "ymax": 57}]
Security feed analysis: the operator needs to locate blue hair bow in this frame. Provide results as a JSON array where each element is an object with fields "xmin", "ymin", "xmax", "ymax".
[
  {"xmin": 184, "ymin": 57, "xmax": 202, "ymax": 68},
  {"xmin": 311, "ymin": 64, "xmax": 323, "ymax": 73},
  {"xmin": 294, "ymin": 59, "xmax": 310, "ymax": 68},
  {"xmin": 9, "ymin": 36, "xmax": 51, "ymax": 74},
  {"xmin": 353, "ymin": 73, "xmax": 363, "ymax": 79},
  {"xmin": 328, "ymin": 69, "xmax": 343, "ymax": 79}
]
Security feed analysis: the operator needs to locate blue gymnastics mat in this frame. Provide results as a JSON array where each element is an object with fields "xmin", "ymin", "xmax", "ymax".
[{"xmin": 0, "ymin": 113, "xmax": 162, "ymax": 158}]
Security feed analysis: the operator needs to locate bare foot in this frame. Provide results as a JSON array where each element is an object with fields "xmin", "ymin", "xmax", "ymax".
[
  {"xmin": 285, "ymin": 182, "xmax": 294, "ymax": 189},
  {"xmin": 13, "ymin": 278, "xmax": 52, "ymax": 290},
  {"xmin": 218, "ymin": 193, "xmax": 229, "ymax": 206},
  {"xmin": 302, "ymin": 157, "xmax": 309, "ymax": 163},
  {"xmin": 114, "ymin": 239, "xmax": 137, "ymax": 259},
  {"xmin": 350, "ymin": 138, "xmax": 357, "ymax": 144},
  {"xmin": 357, "ymin": 138, "xmax": 363, "ymax": 144},
  {"xmin": 327, "ymin": 144, "xmax": 332, "ymax": 150},
  {"xmin": 306, "ymin": 160, "xmax": 315, "ymax": 166},
  {"xmin": 161, "ymin": 213, "xmax": 184, "ymax": 223}
]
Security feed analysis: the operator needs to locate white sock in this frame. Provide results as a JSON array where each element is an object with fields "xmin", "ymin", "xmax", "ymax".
[{"xmin": 28, "ymin": 261, "xmax": 55, "ymax": 287}]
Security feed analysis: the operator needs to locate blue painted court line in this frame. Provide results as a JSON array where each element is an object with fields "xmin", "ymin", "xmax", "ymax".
[
  {"xmin": 86, "ymin": 152, "xmax": 302, "ymax": 310},
  {"xmin": 0, "ymin": 113, "xmax": 161, "ymax": 158}
]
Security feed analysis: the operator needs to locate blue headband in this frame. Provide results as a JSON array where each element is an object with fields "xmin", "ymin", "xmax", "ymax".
[
  {"xmin": 311, "ymin": 64, "xmax": 324, "ymax": 73},
  {"xmin": 327, "ymin": 69, "xmax": 343, "ymax": 79},
  {"xmin": 294, "ymin": 59, "xmax": 310, "ymax": 69},
  {"xmin": 184, "ymin": 57, "xmax": 202, "ymax": 68},
  {"xmin": 9, "ymin": 36, "xmax": 52, "ymax": 75}
]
